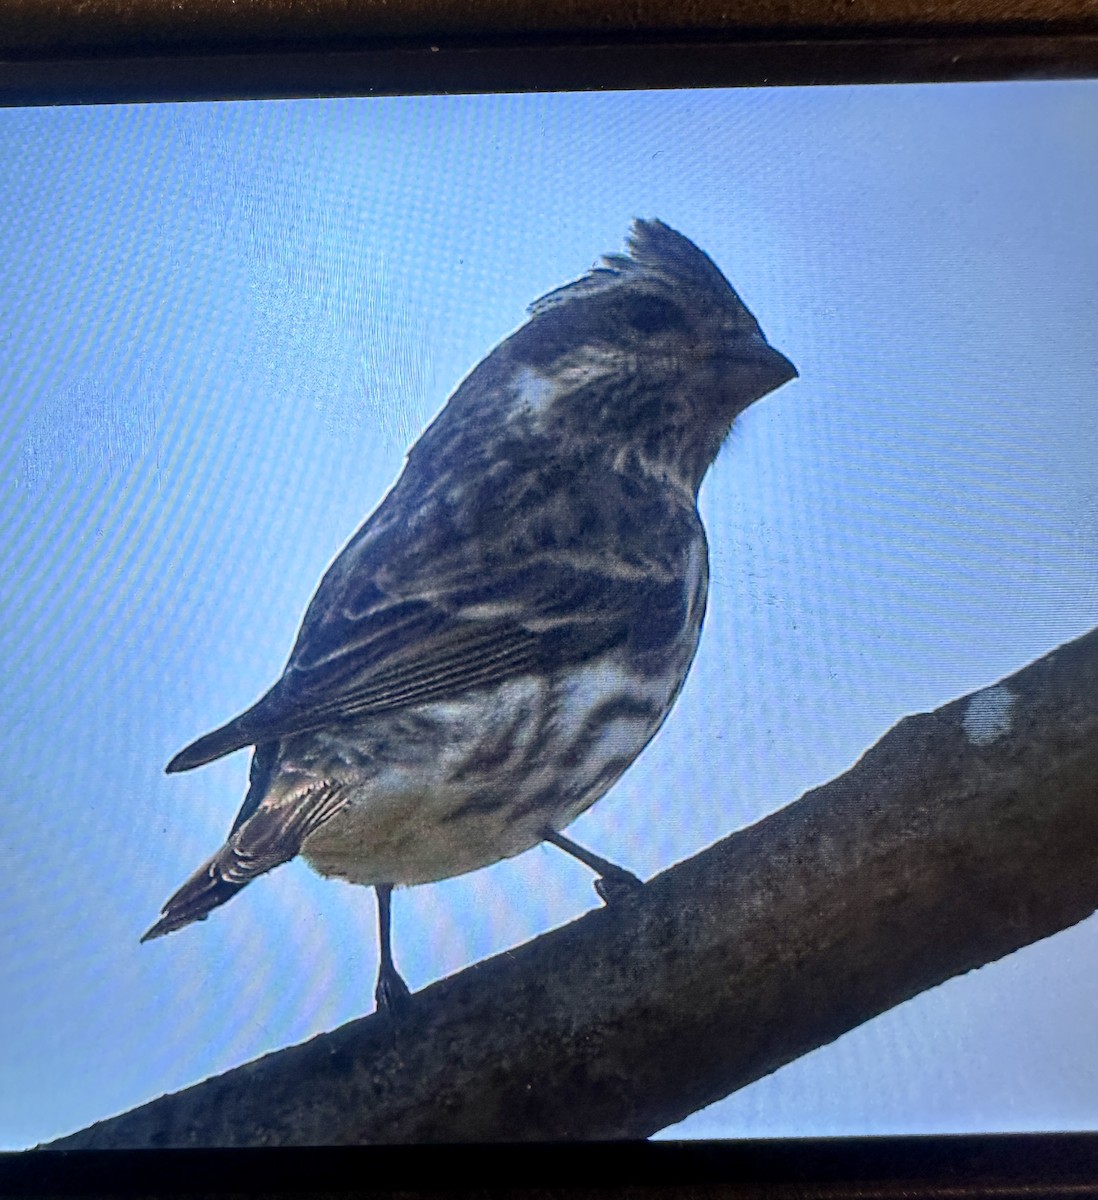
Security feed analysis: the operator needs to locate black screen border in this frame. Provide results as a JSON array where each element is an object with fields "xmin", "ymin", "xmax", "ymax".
[
  {"xmin": 6, "ymin": 1136, "xmax": 1098, "ymax": 1196},
  {"xmin": 2, "ymin": 32, "xmax": 1098, "ymax": 106}
]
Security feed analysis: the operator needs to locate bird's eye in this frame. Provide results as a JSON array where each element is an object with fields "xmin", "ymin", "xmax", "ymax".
[{"xmin": 620, "ymin": 294, "xmax": 686, "ymax": 336}]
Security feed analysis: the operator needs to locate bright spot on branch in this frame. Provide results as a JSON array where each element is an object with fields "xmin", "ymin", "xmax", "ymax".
[{"xmin": 963, "ymin": 685, "xmax": 1017, "ymax": 746}]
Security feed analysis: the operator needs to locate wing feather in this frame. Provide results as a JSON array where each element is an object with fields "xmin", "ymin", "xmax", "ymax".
[{"xmin": 167, "ymin": 471, "xmax": 702, "ymax": 774}]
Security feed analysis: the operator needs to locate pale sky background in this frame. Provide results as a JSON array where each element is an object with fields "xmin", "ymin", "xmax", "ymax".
[{"xmin": 0, "ymin": 81, "xmax": 1096, "ymax": 1150}]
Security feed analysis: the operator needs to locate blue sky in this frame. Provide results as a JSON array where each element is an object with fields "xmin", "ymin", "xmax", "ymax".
[{"xmin": 0, "ymin": 82, "xmax": 1096, "ymax": 1149}]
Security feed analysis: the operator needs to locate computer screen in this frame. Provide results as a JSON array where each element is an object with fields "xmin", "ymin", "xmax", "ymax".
[{"xmin": 2, "ymin": 79, "xmax": 1096, "ymax": 1150}]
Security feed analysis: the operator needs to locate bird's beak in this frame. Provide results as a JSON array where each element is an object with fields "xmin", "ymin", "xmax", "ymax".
[
  {"xmin": 711, "ymin": 338, "xmax": 798, "ymax": 409},
  {"xmin": 762, "ymin": 345, "xmax": 798, "ymax": 389},
  {"xmin": 740, "ymin": 342, "xmax": 797, "ymax": 401}
]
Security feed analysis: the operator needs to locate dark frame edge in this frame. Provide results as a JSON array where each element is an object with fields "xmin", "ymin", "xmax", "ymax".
[
  {"xmin": 4, "ymin": 31, "xmax": 1098, "ymax": 106},
  {"xmin": 6, "ymin": 1135, "xmax": 1098, "ymax": 1198}
]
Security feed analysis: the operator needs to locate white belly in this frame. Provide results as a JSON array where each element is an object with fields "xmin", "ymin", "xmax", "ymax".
[{"xmin": 298, "ymin": 652, "xmax": 690, "ymax": 887}]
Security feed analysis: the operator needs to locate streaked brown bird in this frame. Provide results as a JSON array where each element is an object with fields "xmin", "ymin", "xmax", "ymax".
[{"xmin": 144, "ymin": 219, "xmax": 797, "ymax": 1014}]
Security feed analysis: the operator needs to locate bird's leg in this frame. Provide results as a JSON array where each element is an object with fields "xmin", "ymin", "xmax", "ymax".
[
  {"xmin": 542, "ymin": 828, "xmax": 644, "ymax": 906},
  {"xmin": 374, "ymin": 883, "xmax": 412, "ymax": 1018}
]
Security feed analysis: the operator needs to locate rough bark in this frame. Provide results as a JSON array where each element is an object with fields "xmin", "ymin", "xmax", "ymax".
[{"xmin": 47, "ymin": 625, "xmax": 1098, "ymax": 1148}]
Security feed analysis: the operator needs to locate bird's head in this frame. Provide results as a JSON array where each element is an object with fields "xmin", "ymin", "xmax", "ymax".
[{"xmin": 502, "ymin": 219, "xmax": 797, "ymax": 496}]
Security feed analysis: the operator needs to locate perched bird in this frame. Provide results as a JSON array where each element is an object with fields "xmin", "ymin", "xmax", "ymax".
[{"xmin": 144, "ymin": 219, "xmax": 797, "ymax": 1013}]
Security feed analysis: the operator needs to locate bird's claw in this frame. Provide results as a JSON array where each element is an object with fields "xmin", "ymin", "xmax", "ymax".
[
  {"xmin": 594, "ymin": 866, "xmax": 644, "ymax": 907},
  {"xmin": 375, "ymin": 968, "xmax": 413, "ymax": 1020}
]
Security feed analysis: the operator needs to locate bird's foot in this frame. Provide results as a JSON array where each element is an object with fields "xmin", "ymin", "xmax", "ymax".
[
  {"xmin": 540, "ymin": 826, "xmax": 645, "ymax": 907},
  {"xmin": 374, "ymin": 965, "xmax": 413, "ymax": 1020},
  {"xmin": 594, "ymin": 865, "xmax": 645, "ymax": 907}
]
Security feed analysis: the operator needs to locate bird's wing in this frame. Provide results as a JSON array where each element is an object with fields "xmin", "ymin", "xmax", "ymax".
[
  {"xmin": 167, "ymin": 490, "xmax": 700, "ymax": 774},
  {"xmin": 283, "ymin": 545, "xmax": 688, "ymax": 713}
]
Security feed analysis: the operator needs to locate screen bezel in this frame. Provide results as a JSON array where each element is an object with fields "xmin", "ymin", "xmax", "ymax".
[{"xmin": 3, "ymin": 32, "xmax": 1098, "ymax": 106}]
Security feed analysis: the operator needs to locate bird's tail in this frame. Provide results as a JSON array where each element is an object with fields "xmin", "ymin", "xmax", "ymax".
[
  {"xmin": 140, "ymin": 847, "xmax": 253, "ymax": 941},
  {"xmin": 141, "ymin": 780, "xmax": 346, "ymax": 942}
]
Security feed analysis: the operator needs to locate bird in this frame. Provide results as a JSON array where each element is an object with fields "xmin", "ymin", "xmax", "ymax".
[{"xmin": 143, "ymin": 219, "xmax": 797, "ymax": 1015}]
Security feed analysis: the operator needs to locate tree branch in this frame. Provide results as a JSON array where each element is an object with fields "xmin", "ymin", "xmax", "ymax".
[{"xmin": 48, "ymin": 625, "xmax": 1098, "ymax": 1147}]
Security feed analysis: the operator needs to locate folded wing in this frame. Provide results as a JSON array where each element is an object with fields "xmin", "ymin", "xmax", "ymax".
[{"xmin": 166, "ymin": 487, "xmax": 696, "ymax": 774}]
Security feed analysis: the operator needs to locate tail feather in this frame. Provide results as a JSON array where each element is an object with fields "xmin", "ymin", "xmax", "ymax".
[
  {"xmin": 142, "ymin": 781, "xmax": 346, "ymax": 942},
  {"xmin": 140, "ymin": 854, "xmax": 247, "ymax": 940}
]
